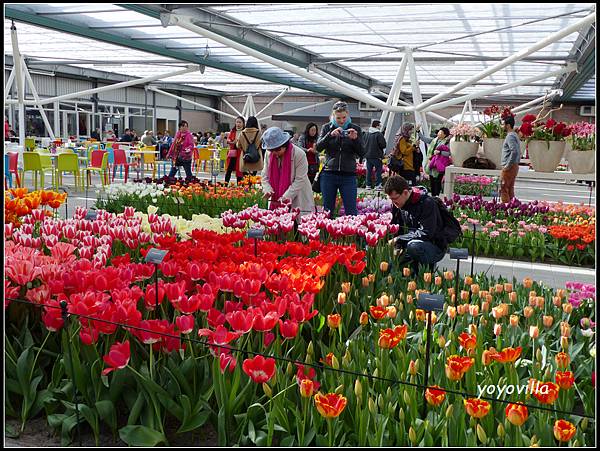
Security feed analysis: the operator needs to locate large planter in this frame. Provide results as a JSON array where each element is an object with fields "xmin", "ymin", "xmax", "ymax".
[
  {"xmin": 482, "ymin": 138, "xmax": 504, "ymax": 169},
  {"xmin": 527, "ymin": 140, "xmax": 565, "ymax": 173},
  {"xmin": 449, "ymin": 141, "xmax": 479, "ymax": 167},
  {"xmin": 567, "ymin": 149, "xmax": 595, "ymax": 174}
]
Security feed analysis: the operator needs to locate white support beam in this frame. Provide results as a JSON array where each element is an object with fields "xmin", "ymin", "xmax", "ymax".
[
  {"xmin": 459, "ymin": 101, "xmax": 469, "ymax": 123},
  {"xmin": 406, "ymin": 49, "xmax": 429, "ymax": 137},
  {"xmin": 148, "ymin": 86, "xmax": 238, "ymax": 119},
  {"xmin": 22, "ymin": 59, "xmax": 55, "ymax": 139},
  {"xmin": 4, "ymin": 68, "xmax": 16, "ymax": 102},
  {"xmin": 512, "ymin": 89, "xmax": 562, "ymax": 113},
  {"xmin": 416, "ymin": 10, "xmax": 596, "ymax": 112},
  {"xmin": 11, "ymin": 22, "xmax": 26, "ymax": 147},
  {"xmin": 166, "ymin": 13, "xmax": 412, "ymax": 113},
  {"xmin": 380, "ymin": 53, "xmax": 408, "ymax": 144},
  {"xmin": 258, "ymin": 100, "xmax": 335, "ymax": 122},
  {"xmin": 22, "ymin": 65, "xmax": 199, "ymax": 106},
  {"xmin": 75, "ymin": 102, "xmax": 80, "ymax": 138},
  {"xmin": 221, "ymin": 98, "xmax": 243, "ymax": 117},
  {"xmin": 467, "ymin": 100, "xmax": 475, "ymax": 125},
  {"xmin": 420, "ymin": 64, "xmax": 576, "ymax": 113},
  {"xmin": 54, "ymin": 102, "xmax": 60, "ymax": 137},
  {"xmin": 256, "ymin": 88, "xmax": 288, "ymax": 117}
]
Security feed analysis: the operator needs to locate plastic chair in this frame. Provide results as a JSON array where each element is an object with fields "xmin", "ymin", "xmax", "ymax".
[
  {"xmin": 4, "ymin": 152, "xmax": 21, "ymax": 188},
  {"xmin": 55, "ymin": 153, "xmax": 81, "ymax": 191},
  {"xmin": 112, "ymin": 148, "xmax": 138, "ymax": 183},
  {"xmin": 20, "ymin": 152, "xmax": 55, "ymax": 190},
  {"xmin": 219, "ymin": 147, "xmax": 228, "ymax": 171},
  {"xmin": 25, "ymin": 137, "xmax": 36, "ymax": 151},
  {"xmin": 139, "ymin": 146, "xmax": 157, "ymax": 179},
  {"xmin": 82, "ymin": 150, "xmax": 110, "ymax": 187},
  {"xmin": 195, "ymin": 147, "xmax": 213, "ymax": 175}
]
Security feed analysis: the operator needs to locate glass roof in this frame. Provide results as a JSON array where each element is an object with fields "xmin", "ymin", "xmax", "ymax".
[{"xmin": 4, "ymin": 3, "xmax": 596, "ymax": 100}]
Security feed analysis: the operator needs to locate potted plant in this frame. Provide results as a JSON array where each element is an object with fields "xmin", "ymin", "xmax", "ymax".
[
  {"xmin": 566, "ymin": 121, "xmax": 595, "ymax": 174},
  {"xmin": 478, "ymin": 105, "xmax": 513, "ymax": 169},
  {"xmin": 519, "ymin": 114, "xmax": 571, "ymax": 173},
  {"xmin": 448, "ymin": 123, "xmax": 481, "ymax": 167}
]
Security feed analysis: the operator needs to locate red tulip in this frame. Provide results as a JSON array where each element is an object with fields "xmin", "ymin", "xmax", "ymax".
[
  {"xmin": 242, "ymin": 355, "xmax": 276, "ymax": 383},
  {"xmin": 102, "ymin": 340, "xmax": 130, "ymax": 375},
  {"xmin": 176, "ymin": 315, "xmax": 195, "ymax": 334},
  {"xmin": 252, "ymin": 310, "xmax": 279, "ymax": 332},
  {"xmin": 226, "ymin": 310, "xmax": 255, "ymax": 334},
  {"xmin": 279, "ymin": 319, "xmax": 299, "ymax": 340},
  {"xmin": 219, "ymin": 352, "xmax": 237, "ymax": 374}
]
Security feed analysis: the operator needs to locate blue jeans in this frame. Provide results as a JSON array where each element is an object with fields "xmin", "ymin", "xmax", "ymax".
[
  {"xmin": 320, "ymin": 171, "xmax": 357, "ymax": 216},
  {"xmin": 366, "ymin": 158, "xmax": 383, "ymax": 187},
  {"xmin": 168, "ymin": 159, "xmax": 193, "ymax": 179},
  {"xmin": 402, "ymin": 239, "xmax": 445, "ymax": 273}
]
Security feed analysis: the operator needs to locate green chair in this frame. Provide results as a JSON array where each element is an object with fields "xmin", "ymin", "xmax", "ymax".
[
  {"xmin": 82, "ymin": 150, "xmax": 110, "ymax": 188},
  {"xmin": 219, "ymin": 147, "xmax": 228, "ymax": 171},
  {"xmin": 55, "ymin": 153, "xmax": 81, "ymax": 191},
  {"xmin": 25, "ymin": 137, "xmax": 36, "ymax": 151},
  {"xmin": 20, "ymin": 152, "xmax": 55, "ymax": 190}
]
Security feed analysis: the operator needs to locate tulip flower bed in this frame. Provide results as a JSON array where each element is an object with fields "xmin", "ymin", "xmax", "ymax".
[
  {"xmin": 356, "ymin": 163, "xmax": 390, "ymax": 188},
  {"xmin": 445, "ymin": 195, "xmax": 595, "ymax": 267},
  {"xmin": 5, "ymin": 204, "xmax": 596, "ymax": 447},
  {"xmin": 96, "ymin": 181, "xmax": 266, "ymax": 219},
  {"xmin": 454, "ymin": 175, "xmax": 498, "ymax": 197},
  {"xmin": 5, "ymin": 188, "xmax": 68, "ymax": 226}
]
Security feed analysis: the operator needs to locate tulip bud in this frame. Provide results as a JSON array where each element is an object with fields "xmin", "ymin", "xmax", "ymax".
[
  {"xmin": 380, "ymin": 261, "xmax": 389, "ymax": 272},
  {"xmin": 477, "ymin": 424, "xmax": 487, "ymax": 444},
  {"xmin": 403, "ymin": 390, "xmax": 411, "ymax": 405},
  {"xmin": 307, "ymin": 341, "xmax": 314, "ymax": 356},
  {"xmin": 543, "ymin": 367, "xmax": 552, "ymax": 381},
  {"xmin": 572, "ymin": 440, "xmax": 579, "ymax": 447},
  {"xmin": 434, "ymin": 276, "xmax": 442, "ymax": 286},
  {"xmin": 438, "ymin": 335, "xmax": 446, "ymax": 348},
  {"xmin": 398, "ymin": 302, "xmax": 404, "ymax": 312},
  {"xmin": 387, "ymin": 306, "xmax": 397, "ymax": 319},
  {"xmin": 562, "ymin": 303, "xmax": 573, "ymax": 314},
  {"xmin": 536, "ymin": 349, "xmax": 543, "ymax": 363},
  {"xmin": 409, "ymin": 427, "xmax": 417, "ymax": 444},
  {"xmin": 494, "ymin": 323, "xmax": 502, "ymax": 336},
  {"xmin": 497, "ymin": 423, "xmax": 505, "ymax": 438},
  {"xmin": 335, "ymin": 384, "xmax": 344, "ymax": 394},
  {"xmin": 509, "ymin": 291, "xmax": 517, "ymax": 303},
  {"xmin": 378, "ymin": 393, "xmax": 384, "ymax": 409},
  {"xmin": 464, "ymin": 276, "xmax": 473, "ymax": 286},
  {"xmin": 354, "ymin": 379, "xmax": 363, "ymax": 401},
  {"xmin": 262, "ymin": 383, "xmax": 272, "ymax": 398},
  {"xmin": 409, "ymin": 360, "xmax": 418, "ymax": 376},
  {"xmin": 469, "ymin": 324, "xmax": 478, "ymax": 336},
  {"xmin": 529, "ymin": 326, "xmax": 539, "ymax": 339},
  {"xmin": 368, "ymin": 273, "xmax": 375, "ymax": 283},
  {"xmin": 373, "ymin": 368, "xmax": 378, "ymax": 378},
  {"xmin": 530, "ymin": 435, "xmax": 538, "ymax": 446},
  {"xmin": 368, "ymin": 397, "xmax": 377, "ymax": 415},
  {"xmin": 445, "ymin": 403, "xmax": 454, "ymax": 418},
  {"xmin": 337, "ymin": 292, "xmax": 346, "ymax": 304},
  {"xmin": 560, "ymin": 336, "xmax": 569, "ymax": 350},
  {"xmin": 581, "ymin": 418, "xmax": 588, "ymax": 431},
  {"xmin": 360, "ymin": 312, "xmax": 369, "ymax": 326},
  {"xmin": 387, "ymin": 275, "xmax": 393, "ymax": 285},
  {"xmin": 331, "ymin": 355, "xmax": 340, "ymax": 370},
  {"xmin": 399, "ymin": 407, "xmax": 405, "ymax": 422},
  {"xmin": 362, "ymin": 277, "xmax": 370, "ymax": 287},
  {"xmin": 286, "ymin": 362, "xmax": 293, "ymax": 377},
  {"xmin": 543, "ymin": 315, "xmax": 554, "ymax": 328},
  {"xmin": 342, "ymin": 349, "xmax": 351, "ymax": 367}
]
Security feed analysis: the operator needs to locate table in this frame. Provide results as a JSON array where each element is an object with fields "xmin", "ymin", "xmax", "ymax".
[
  {"xmin": 443, "ymin": 165, "xmax": 595, "ymax": 197},
  {"xmin": 125, "ymin": 149, "xmax": 160, "ymax": 179}
]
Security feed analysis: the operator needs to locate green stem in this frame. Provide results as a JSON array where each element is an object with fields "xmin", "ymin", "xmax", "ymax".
[{"xmin": 327, "ymin": 418, "xmax": 334, "ymax": 447}]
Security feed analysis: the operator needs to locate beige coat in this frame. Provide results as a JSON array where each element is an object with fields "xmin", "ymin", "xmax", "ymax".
[
  {"xmin": 236, "ymin": 128, "xmax": 264, "ymax": 172},
  {"xmin": 261, "ymin": 144, "xmax": 315, "ymax": 216}
]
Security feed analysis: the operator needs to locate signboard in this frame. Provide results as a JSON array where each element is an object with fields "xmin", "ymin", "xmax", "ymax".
[
  {"xmin": 84, "ymin": 210, "xmax": 98, "ymax": 221},
  {"xmin": 247, "ymin": 228, "xmax": 265, "ymax": 239},
  {"xmin": 144, "ymin": 248, "xmax": 168, "ymax": 264},
  {"xmin": 449, "ymin": 247, "xmax": 469, "ymax": 260},
  {"xmin": 416, "ymin": 293, "xmax": 445, "ymax": 312}
]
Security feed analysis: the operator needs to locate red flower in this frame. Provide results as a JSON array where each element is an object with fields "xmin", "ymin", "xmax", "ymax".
[
  {"xmin": 176, "ymin": 315, "xmax": 195, "ymax": 334},
  {"xmin": 219, "ymin": 352, "xmax": 237, "ymax": 374},
  {"xmin": 226, "ymin": 309, "xmax": 255, "ymax": 334},
  {"xmin": 197, "ymin": 324, "xmax": 241, "ymax": 346},
  {"xmin": 545, "ymin": 118, "xmax": 557, "ymax": 129},
  {"xmin": 519, "ymin": 121, "xmax": 533, "ymax": 137},
  {"xmin": 521, "ymin": 114, "xmax": 537, "ymax": 123},
  {"xmin": 242, "ymin": 355, "xmax": 276, "ymax": 383},
  {"xmin": 252, "ymin": 310, "xmax": 279, "ymax": 332},
  {"xmin": 555, "ymin": 371, "xmax": 574, "ymax": 390},
  {"xmin": 314, "ymin": 393, "xmax": 347, "ymax": 418},
  {"xmin": 102, "ymin": 340, "xmax": 130, "ymax": 375},
  {"xmin": 346, "ymin": 260, "xmax": 366, "ymax": 275},
  {"xmin": 369, "ymin": 305, "xmax": 388, "ymax": 320},
  {"xmin": 279, "ymin": 319, "xmax": 299, "ymax": 340}
]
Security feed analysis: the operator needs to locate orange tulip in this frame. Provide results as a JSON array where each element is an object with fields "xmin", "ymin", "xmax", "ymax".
[
  {"xmin": 493, "ymin": 323, "xmax": 502, "ymax": 336},
  {"xmin": 504, "ymin": 283, "xmax": 513, "ymax": 292},
  {"xmin": 314, "ymin": 392, "xmax": 347, "ymax": 418},
  {"xmin": 553, "ymin": 296, "xmax": 562, "ymax": 307},
  {"xmin": 460, "ymin": 290, "xmax": 469, "ymax": 301},
  {"xmin": 359, "ymin": 312, "xmax": 368, "ymax": 326},
  {"xmin": 562, "ymin": 303, "xmax": 573, "ymax": 314},
  {"xmin": 369, "ymin": 305, "xmax": 388, "ymax": 320},
  {"xmin": 505, "ymin": 403, "xmax": 528, "ymax": 426},
  {"xmin": 556, "ymin": 289, "xmax": 566, "ymax": 300},
  {"xmin": 407, "ymin": 281, "xmax": 417, "ymax": 292},
  {"xmin": 510, "ymin": 315, "xmax": 519, "ymax": 327},
  {"xmin": 482, "ymin": 349, "xmax": 495, "ymax": 366},
  {"xmin": 425, "ymin": 386, "xmax": 446, "ymax": 406},
  {"xmin": 560, "ymin": 322, "xmax": 571, "ymax": 337},
  {"xmin": 555, "ymin": 371, "xmax": 574, "ymax": 390},
  {"xmin": 529, "ymin": 326, "xmax": 539, "ymax": 339},
  {"xmin": 447, "ymin": 306, "xmax": 457, "ymax": 319},
  {"xmin": 543, "ymin": 315, "xmax": 554, "ymax": 328},
  {"xmin": 464, "ymin": 276, "xmax": 473, "ymax": 286},
  {"xmin": 458, "ymin": 332, "xmax": 477, "ymax": 351},
  {"xmin": 533, "ymin": 382, "xmax": 560, "ymax": 404},
  {"xmin": 423, "ymin": 272, "xmax": 432, "ymax": 283},
  {"xmin": 362, "ymin": 277, "xmax": 370, "ymax": 287},
  {"xmin": 508, "ymin": 291, "xmax": 517, "ymax": 303},
  {"xmin": 471, "ymin": 284, "xmax": 480, "ymax": 295},
  {"xmin": 379, "ymin": 261, "xmax": 389, "ymax": 272},
  {"xmin": 434, "ymin": 276, "xmax": 442, "ymax": 286},
  {"xmin": 445, "ymin": 355, "xmax": 474, "ymax": 381},
  {"xmin": 377, "ymin": 294, "xmax": 390, "ymax": 307},
  {"xmin": 464, "ymin": 398, "xmax": 491, "ymax": 418},
  {"xmin": 523, "ymin": 277, "xmax": 533, "ymax": 288},
  {"xmin": 403, "ymin": 267, "xmax": 411, "ymax": 277},
  {"xmin": 481, "ymin": 301, "xmax": 490, "ymax": 313},
  {"xmin": 495, "ymin": 283, "xmax": 504, "ymax": 294},
  {"xmin": 553, "ymin": 419, "xmax": 576, "ymax": 443},
  {"xmin": 299, "ymin": 378, "xmax": 316, "ymax": 398},
  {"xmin": 523, "ymin": 306, "xmax": 534, "ymax": 318},
  {"xmin": 536, "ymin": 296, "xmax": 545, "ymax": 309},
  {"xmin": 341, "ymin": 282, "xmax": 351, "ymax": 294},
  {"xmin": 469, "ymin": 304, "xmax": 479, "ymax": 317},
  {"xmin": 386, "ymin": 306, "xmax": 397, "ymax": 319},
  {"xmin": 393, "ymin": 324, "xmax": 408, "ymax": 340},
  {"xmin": 415, "ymin": 309, "xmax": 426, "ymax": 321},
  {"xmin": 337, "ymin": 292, "xmax": 346, "ymax": 304},
  {"xmin": 444, "ymin": 271, "xmax": 454, "ymax": 281},
  {"xmin": 378, "ymin": 328, "xmax": 401, "ymax": 349},
  {"xmin": 490, "ymin": 346, "xmax": 522, "ymax": 363},
  {"xmin": 327, "ymin": 314, "xmax": 341, "ymax": 329}
]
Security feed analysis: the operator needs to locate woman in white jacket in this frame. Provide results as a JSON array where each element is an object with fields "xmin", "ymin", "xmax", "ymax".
[{"xmin": 261, "ymin": 127, "xmax": 315, "ymax": 216}]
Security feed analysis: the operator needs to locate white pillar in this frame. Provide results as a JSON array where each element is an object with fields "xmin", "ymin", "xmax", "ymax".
[
  {"xmin": 458, "ymin": 101, "xmax": 469, "ymax": 123},
  {"xmin": 125, "ymin": 106, "xmax": 130, "ymax": 131},
  {"xmin": 222, "ymin": 98, "xmax": 242, "ymax": 116},
  {"xmin": 406, "ymin": 49, "xmax": 429, "ymax": 136},
  {"xmin": 75, "ymin": 102, "xmax": 80, "ymax": 139},
  {"xmin": 54, "ymin": 102, "xmax": 60, "ymax": 138},
  {"xmin": 22, "ymin": 61, "xmax": 55, "ymax": 139},
  {"xmin": 381, "ymin": 53, "xmax": 409, "ymax": 145},
  {"xmin": 256, "ymin": 88, "xmax": 288, "ymax": 117}
]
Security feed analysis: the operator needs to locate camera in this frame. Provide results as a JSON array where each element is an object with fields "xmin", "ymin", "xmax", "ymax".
[{"xmin": 340, "ymin": 130, "xmax": 349, "ymax": 137}]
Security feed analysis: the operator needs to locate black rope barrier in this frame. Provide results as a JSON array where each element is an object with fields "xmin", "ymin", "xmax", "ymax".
[{"xmin": 5, "ymin": 296, "xmax": 595, "ymax": 421}]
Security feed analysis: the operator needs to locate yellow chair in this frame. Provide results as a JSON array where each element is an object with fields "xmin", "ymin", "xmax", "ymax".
[
  {"xmin": 82, "ymin": 150, "xmax": 110, "ymax": 187},
  {"xmin": 25, "ymin": 137, "xmax": 36, "ymax": 151},
  {"xmin": 55, "ymin": 153, "xmax": 81, "ymax": 191},
  {"xmin": 219, "ymin": 147, "xmax": 228, "ymax": 171},
  {"xmin": 20, "ymin": 152, "xmax": 55, "ymax": 190},
  {"xmin": 139, "ymin": 146, "xmax": 157, "ymax": 179},
  {"xmin": 195, "ymin": 147, "xmax": 213, "ymax": 175}
]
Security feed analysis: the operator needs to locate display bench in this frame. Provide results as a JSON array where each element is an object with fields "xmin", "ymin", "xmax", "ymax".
[{"xmin": 442, "ymin": 165, "xmax": 595, "ymax": 197}]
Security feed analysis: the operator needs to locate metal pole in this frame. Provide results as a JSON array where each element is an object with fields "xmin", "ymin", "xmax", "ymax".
[
  {"xmin": 167, "ymin": 14, "xmax": 412, "ymax": 113},
  {"xmin": 454, "ymin": 259, "xmax": 460, "ymax": 305},
  {"xmin": 459, "ymin": 101, "xmax": 469, "ymax": 123},
  {"xmin": 22, "ymin": 60, "xmax": 56, "ymax": 139},
  {"xmin": 420, "ymin": 64, "xmax": 576, "ymax": 113},
  {"xmin": 380, "ymin": 53, "xmax": 408, "ymax": 128},
  {"xmin": 415, "ymin": 10, "xmax": 596, "ymax": 112},
  {"xmin": 221, "ymin": 98, "xmax": 243, "ymax": 117},
  {"xmin": 470, "ymin": 223, "xmax": 477, "ymax": 276},
  {"xmin": 406, "ymin": 49, "xmax": 429, "ymax": 136},
  {"xmin": 258, "ymin": 100, "xmax": 334, "ymax": 122},
  {"xmin": 422, "ymin": 310, "xmax": 433, "ymax": 417},
  {"xmin": 155, "ymin": 263, "xmax": 160, "ymax": 312},
  {"xmin": 148, "ymin": 86, "xmax": 238, "ymax": 119},
  {"xmin": 60, "ymin": 300, "xmax": 82, "ymax": 447},
  {"xmin": 511, "ymin": 89, "xmax": 562, "ymax": 114},
  {"xmin": 4, "ymin": 67, "xmax": 16, "ymax": 102},
  {"xmin": 255, "ymin": 88, "xmax": 288, "ymax": 117}
]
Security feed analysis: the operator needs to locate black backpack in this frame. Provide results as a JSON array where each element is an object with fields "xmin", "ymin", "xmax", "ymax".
[
  {"xmin": 241, "ymin": 132, "xmax": 260, "ymax": 164},
  {"xmin": 432, "ymin": 196, "xmax": 463, "ymax": 247},
  {"xmin": 413, "ymin": 145, "xmax": 424, "ymax": 171}
]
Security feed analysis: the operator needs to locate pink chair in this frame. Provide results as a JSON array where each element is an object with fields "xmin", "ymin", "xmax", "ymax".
[
  {"xmin": 4, "ymin": 152, "xmax": 21, "ymax": 188},
  {"xmin": 112, "ymin": 148, "xmax": 137, "ymax": 182},
  {"xmin": 82, "ymin": 150, "xmax": 109, "ymax": 186}
]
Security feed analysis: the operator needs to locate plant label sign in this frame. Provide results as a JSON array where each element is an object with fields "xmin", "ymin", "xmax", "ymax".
[
  {"xmin": 449, "ymin": 247, "xmax": 469, "ymax": 260},
  {"xmin": 145, "ymin": 248, "xmax": 168, "ymax": 264},
  {"xmin": 417, "ymin": 293, "xmax": 445, "ymax": 312},
  {"xmin": 247, "ymin": 228, "xmax": 265, "ymax": 239},
  {"xmin": 84, "ymin": 210, "xmax": 98, "ymax": 221}
]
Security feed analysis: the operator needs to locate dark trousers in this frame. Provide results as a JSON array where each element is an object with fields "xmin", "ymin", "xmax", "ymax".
[
  {"xmin": 430, "ymin": 173, "xmax": 444, "ymax": 196},
  {"xmin": 399, "ymin": 169, "xmax": 417, "ymax": 186},
  {"xmin": 399, "ymin": 239, "xmax": 446, "ymax": 274},
  {"xmin": 366, "ymin": 158, "xmax": 383, "ymax": 187},
  {"xmin": 168, "ymin": 159, "xmax": 193, "ymax": 179},
  {"xmin": 225, "ymin": 157, "xmax": 243, "ymax": 183},
  {"xmin": 320, "ymin": 171, "xmax": 358, "ymax": 216}
]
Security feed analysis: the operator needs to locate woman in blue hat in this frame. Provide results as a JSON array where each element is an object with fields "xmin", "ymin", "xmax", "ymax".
[
  {"xmin": 261, "ymin": 127, "xmax": 315, "ymax": 216},
  {"xmin": 316, "ymin": 101, "xmax": 366, "ymax": 216}
]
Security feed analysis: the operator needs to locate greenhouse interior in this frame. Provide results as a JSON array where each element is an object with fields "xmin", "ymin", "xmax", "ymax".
[{"xmin": 3, "ymin": 3, "xmax": 597, "ymax": 447}]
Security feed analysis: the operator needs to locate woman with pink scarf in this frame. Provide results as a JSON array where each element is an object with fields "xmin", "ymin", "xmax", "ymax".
[
  {"xmin": 261, "ymin": 127, "xmax": 315, "ymax": 216},
  {"xmin": 167, "ymin": 120, "xmax": 195, "ymax": 180}
]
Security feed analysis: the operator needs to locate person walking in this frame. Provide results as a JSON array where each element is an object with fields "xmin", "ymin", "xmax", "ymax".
[
  {"xmin": 364, "ymin": 119, "xmax": 387, "ymax": 190},
  {"xmin": 500, "ymin": 115, "xmax": 521, "ymax": 203},
  {"xmin": 166, "ymin": 120, "xmax": 195, "ymax": 180},
  {"xmin": 225, "ymin": 116, "xmax": 245, "ymax": 184},
  {"xmin": 261, "ymin": 127, "xmax": 315, "ymax": 216},
  {"xmin": 390, "ymin": 123, "xmax": 418, "ymax": 186},
  {"xmin": 297, "ymin": 122, "xmax": 320, "ymax": 184},
  {"xmin": 419, "ymin": 126, "xmax": 451, "ymax": 196},
  {"xmin": 316, "ymin": 101, "xmax": 366, "ymax": 216},
  {"xmin": 236, "ymin": 116, "xmax": 264, "ymax": 175}
]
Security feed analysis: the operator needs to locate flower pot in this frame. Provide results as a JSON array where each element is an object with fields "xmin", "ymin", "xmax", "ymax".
[
  {"xmin": 567, "ymin": 149, "xmax": 595, "ymax": 174},
  {"xmin": 482, "ymin": 138, "xmax": 504, "ymax": 169},
  {"xmin": 449, "ymin": 141, "xmax": 479, "ymax": 167},
  {"xmin": 527, "ymin": 140, "xmax": 565, "ymax": 173}
]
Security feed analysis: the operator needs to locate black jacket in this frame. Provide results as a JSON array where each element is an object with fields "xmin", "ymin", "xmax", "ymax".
[
  {"xmin": 391, "ymin": 190, "xmax": 447, "ymax": 250},
  {"xmin": 364, "ymin": 128, "xmax": 387, "ymax": 159},
  {"xmin": 316, "ymin": 122, "xmax": 366, "ymax": 173}
]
